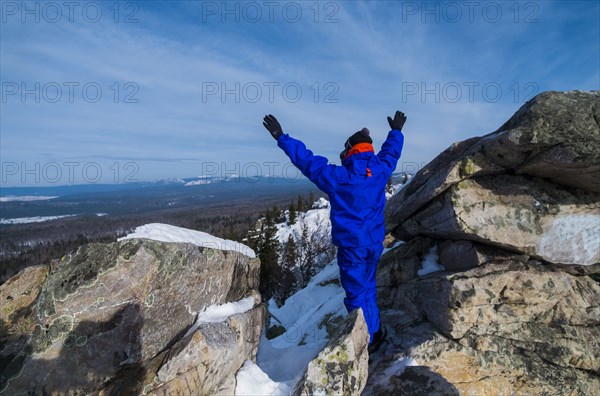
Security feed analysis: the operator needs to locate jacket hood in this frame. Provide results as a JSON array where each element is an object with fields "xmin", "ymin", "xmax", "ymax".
[{"xmin": 342, "ymin": 150, "xmax": 374, "ymax": 175}]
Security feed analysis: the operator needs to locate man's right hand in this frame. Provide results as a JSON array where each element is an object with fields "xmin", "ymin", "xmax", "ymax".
[
  {"xmin": 263, "ymin": 114, "xmax": 283, "ymax": 140},
  {"xmin": 387, "ymin": 111, "xmax": 407, "ymax": 131}
]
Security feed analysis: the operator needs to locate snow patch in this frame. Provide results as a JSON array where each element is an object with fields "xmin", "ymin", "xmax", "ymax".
[
  {"xmin": 0, "ymin": 214, "xmax": 77, "ymax": 224},
  {"xmin": 235, "ymin": 360, "xmax": 293, "ymax": 396},
  {"xmin": 185, "ymin": 296, "xmax": 255, "ymax": 338},
  {"xmin": 382, "ymin": 357, "xmax": 418, "ymax": 378},
  {"xmin": 538, "ymin": 214, "xmax": 600, "ymax": 265},
  {"xmin": 184, "ymin": 179, "xmax": 212, "ymax": 186},
  {"xmin": 275, "ymin": 203, "xmax": 331, "ymax": 246},
  {"xmin": 118, "ymin": 223, "xmax": 255, "ymax": 258},
  {"xmin": 417, "ymin": 245, "xmax": 445, "ymax": 276},
  {"xmin": 312, "ymin": 197, "xmax": 329, "ymax": 209},
  {"xmin": 382, "ymin": 240, "xmax": 405, "ymax": 254},
  {"xmin": 370, "ymin": 356, "xmax": 419, "ymax": 389},
  {"xmin": 0, "ymin": 195, "xmax": 58, "ymax": 202}
]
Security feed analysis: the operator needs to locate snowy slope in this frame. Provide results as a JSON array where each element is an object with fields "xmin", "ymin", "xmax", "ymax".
[{"xmin": 236, "ymin": 260, "xmax": 346, "ymax": 394}]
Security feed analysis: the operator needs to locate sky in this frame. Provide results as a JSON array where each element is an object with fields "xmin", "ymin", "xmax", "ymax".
[{"xmin": 1, "ymin": 0, "xmax": 598, "ymax": 187}]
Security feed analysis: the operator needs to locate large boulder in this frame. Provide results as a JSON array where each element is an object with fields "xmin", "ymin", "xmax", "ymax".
[
  {"xmin": 386, "ymin": 90, "xmax": 600, "ymax": 233},
  {"xmin": 373, "ymin": 90, "xmax": 600, "ymax": 394},
  {"xmin": 293, "ymin": 308, "xmax": 370, "ymax": 396},
  {"xmin": 1, "ymin": 236, "xmax": 262, "ymax": 395},
  {"xmin": 371, "ymin": 254, "xmax": 600, "ymax": 395}
]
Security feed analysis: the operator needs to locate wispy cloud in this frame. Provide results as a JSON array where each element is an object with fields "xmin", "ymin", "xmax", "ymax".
[{"xmin": 1, "ymin": 0, "xmax": 598, "ymax": 186}]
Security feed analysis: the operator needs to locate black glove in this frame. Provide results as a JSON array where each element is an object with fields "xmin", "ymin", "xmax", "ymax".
[
  {"xmin": 387, "ymin": 111, "xmax": 407, "ymax": 131},
  {"xmin": 263, "ymin": 114, "xmax": 283, "ymax": 140}
]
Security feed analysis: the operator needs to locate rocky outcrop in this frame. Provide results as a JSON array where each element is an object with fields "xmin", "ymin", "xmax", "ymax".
[
  {"xmin": 371, "ymin": 91, "xmax": 600, "ymax": 394},
  {"xmin": 293, "ymin": 308, "xmax": 370, "ymax": 396},
  {"xmin": 394, "ymin": 174, "xmax": 599, "ymax": 265},
  {"xmin": 142, "ymin": 298, "xmax": 263, "ymax": 396},
  {"xmin": 1, "ymin": 236, "xmax": 262, "ymax": 395},
  {"xmin": 386, "ymin": 90, "xmax": 600, "ymax": 229}
]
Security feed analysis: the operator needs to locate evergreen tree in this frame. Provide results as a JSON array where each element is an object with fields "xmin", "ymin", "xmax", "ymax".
[
  {"xmin": 288, "ymin": 201, "xmax": 297, "ymax": 225},
  {"xmin": 258, "ymin": 209, "xmax": 281, "ymax": 298},
  {"xmin": 299, "ymin": 223, "xmax": 313, "ymax": 288},
  {"xmin": 280, "ymin": 235, "xmax": 299, "ymax": 302},
  {"xmin": 297, "ymin": 195, "xmax": 304, "ymax": 212},
  {"xmin": 283, "ymin": 235, "xmax": 298, "ymax": 268}
]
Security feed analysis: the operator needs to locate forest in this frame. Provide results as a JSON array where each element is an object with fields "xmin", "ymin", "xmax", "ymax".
[{"xmin": 0, "ymin": 190, "xmax": 321, "ymax": 284}]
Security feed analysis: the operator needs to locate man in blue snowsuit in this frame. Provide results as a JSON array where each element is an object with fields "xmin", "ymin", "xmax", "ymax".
[{"xmin": 263, "ymin": 111, "xmax": 406, "ymax": 353}]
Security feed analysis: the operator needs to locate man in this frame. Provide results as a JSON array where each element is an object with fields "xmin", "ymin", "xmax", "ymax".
[{"xmin": 262, "ymin": 111, "xmax": 406, "ymax": 353}]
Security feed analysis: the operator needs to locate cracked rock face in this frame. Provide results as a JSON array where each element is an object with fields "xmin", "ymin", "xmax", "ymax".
[
  {"xmin": 293, "ymin": 308, "xmax": 370, "ymax": 396},
  {"xmin": 371, "ymin": 253, "xmax": 600, "ymax": 395},
  {"xmin": 373, "ymin": 91, "xmax": 600, "ymax": 394},
  {"xmin": 393, "ymin": 174, "xmax": 600, "ymax": 265},
  {"xmin": 1, "ymin": 238, "xmax": 262, "ymax": 395}
]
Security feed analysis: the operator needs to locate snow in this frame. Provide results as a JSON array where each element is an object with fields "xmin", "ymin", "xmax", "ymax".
[
  {"xmin": 235, "ymin": 360, "xmax": 292, "ymax": 396},
  {"xmin": 417, "ymin": 245, "xmax": 445, "ymax": 276},
  {"xmin": 0, "ymin": 195, "xmax": 58, "ymax": 202},
  {"xmin": 368, "ymin": 356, "xmax": 419, "ymax": 389},
  {"xmin": 0, "ymin": 214, "xmax": 76, "ymax": 224},
  {"xmin": 385, "ymin": 182, "xmax": 406, "ymax": 199},
  {"xmin": 185, "ymin": 296, "xmax": 255, "ymax": 337},
  {"xmin": 312, "ymin": 197, "xmax": 329, "ymax": 209},
  {"xmin": 382, "ymin": 240, "xmax": 405, "ymax": 254},
  {"xmin": 118, "ymin": 223, "xmax": 256, "ymax": 258},
  {"xmin": 538, "ymin": 213, "xmax": 600, "ymax": 265},
  {"xmin": 276, "ymin": 202, "xmax": 331, "ymax": 245},
  {"xmin": 184, "ymin": 179, "xmax": 212, "ymax": 186},
  {"xmin": 245, "ymin": 260, "xmax": 346, "ymax": 393},
  {"xmin": 382, "ymin": 357, "xmax": 418, "ymax": 378}
]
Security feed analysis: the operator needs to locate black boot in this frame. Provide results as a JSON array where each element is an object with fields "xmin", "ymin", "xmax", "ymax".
[{"xmin": 368, "ymin": 327, "xmax": 387, "ymax": 355}]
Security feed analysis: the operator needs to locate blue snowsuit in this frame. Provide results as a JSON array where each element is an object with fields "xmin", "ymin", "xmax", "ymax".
[{"xmin": 277, "ymin": 129, "xmax": 404, "ymax": 342}]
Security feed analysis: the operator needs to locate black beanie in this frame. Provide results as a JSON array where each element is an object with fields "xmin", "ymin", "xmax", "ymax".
[
  {"xmin": 346, "ymin": 127, "xmax": 372, "ymax": 147},
  {"xmin": 340, "ymin": 128, "xmax": 372, "ymax": 161}
]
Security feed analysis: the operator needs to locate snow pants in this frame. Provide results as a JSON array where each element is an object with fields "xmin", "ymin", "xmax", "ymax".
[{"xmin": 337, "ymin": 243, "xmax": 384, "ymax": 343}]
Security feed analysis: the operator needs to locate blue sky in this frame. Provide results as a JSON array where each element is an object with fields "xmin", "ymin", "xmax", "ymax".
[{"xmin": 1, "ymin": 0, "xmax": 598, "ymax": 186}]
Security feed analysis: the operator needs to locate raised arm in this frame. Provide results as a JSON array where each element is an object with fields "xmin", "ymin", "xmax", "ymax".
[
  {"xmin": 263, "ymin": 114, "xmax": 338, "ymax": 194},
  {"xmin": 377, "ymin": 111, "xmax": 406, "ymax": 177}
]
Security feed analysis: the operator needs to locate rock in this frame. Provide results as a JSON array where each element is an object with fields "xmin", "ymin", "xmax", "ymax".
[
  {"xmin": 495, "ymin": 90, "xmax": 600, "ymax": 192},
  {"xmin": 1, "ymin": 238, "xmax": 261, "ymax": 395},
  {"xmin": 372, "ymin": 257, "xmax": 600, "ymax": 394},
  {"xmin": 0, "ymin": 265, "xmax": 49, "ymax": 378},
  {"xmin": 437, "ymin": 240, "xmax": 529, "ymax": 271},
  {"xmin": 377, "ymin": 237, "xmax": 435, "ymax": 286},
  {"xmin": 293, "ymin": 308, "xmax": 370, "ymax": 396},
  {"xmin": 368, "ymin": 321, "xmax": 599, "ymax": 396},
  {"xmin": 415, "ymin": 262, "xmax": 600, "ymax": 346},
  {"xmin": 386, "ymin": 90, "xmax": 600, "ymax": 233},
  {"xmin": 393, "ymin": 175, "xmax": 600, "ymax": 265},
  {"xmin": 141, "ymin": 299, "xmax": 264, "ymax": 395},
  {"xmin": 373, "ymin": 90, "xmax": 600, "ymax": 394},
  {"xmin": 384, "ymin": 135, "xmax": 503, "ymax": 234}
]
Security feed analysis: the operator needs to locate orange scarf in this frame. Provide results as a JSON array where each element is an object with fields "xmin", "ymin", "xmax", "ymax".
[{"xmin": 343, "ymin": 142, "xmax": 374, "ymax": 160}]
